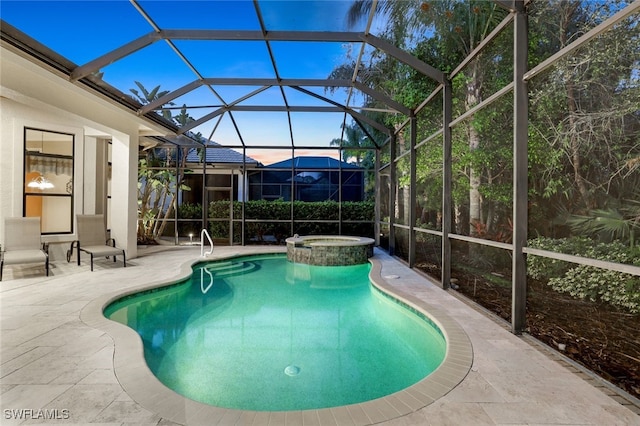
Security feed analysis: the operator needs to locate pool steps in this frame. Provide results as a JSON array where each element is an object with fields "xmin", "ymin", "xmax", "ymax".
[
  {"xmin": 200, "ymin": 261, "xmax": 256, "ymax": 293},
  {"xmin": 203, "ymin": 261, "xmax": 256, "ymax": 277}
]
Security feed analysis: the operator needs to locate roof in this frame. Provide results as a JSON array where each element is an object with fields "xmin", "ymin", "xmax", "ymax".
[
  {"xmin": 266, "ymin": 156, "xmax": 360, "ymax": 169},
  {"xmin": 186, "ymin": 141, "xmax": 260, "ymax": 165}
]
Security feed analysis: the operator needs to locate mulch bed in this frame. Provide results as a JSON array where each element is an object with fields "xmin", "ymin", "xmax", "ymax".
[{"xmin": 446, "ymin": 267, "xmax": 640, "ymax": 400}]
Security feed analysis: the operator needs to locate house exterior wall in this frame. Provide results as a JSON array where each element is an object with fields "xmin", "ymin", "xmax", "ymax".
[
  {"xmin": 0, "ymin": 47, "xmax": 170, "ymax": 262},
  {"xmin": 1, "ymin": 95, "xmax": 85, "ymax": 261}
]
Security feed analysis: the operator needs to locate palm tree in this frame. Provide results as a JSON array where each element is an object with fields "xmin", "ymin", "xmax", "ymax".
[
  {"xmin": 330, "ymin": 122, "xmax": 367, "ymax": 164},
  {"xmin": 129, "ymin": 80, "xmax": 173, "ymax": 121}
]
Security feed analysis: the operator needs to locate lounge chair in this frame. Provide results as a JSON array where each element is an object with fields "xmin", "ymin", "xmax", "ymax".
[
  {"xmin": 1, "ymin": 217, "xmax": 49, "ymax": 280},
  {"xmin": 68, "ymin": 214, "xmax": 126, "ymax": 271}
]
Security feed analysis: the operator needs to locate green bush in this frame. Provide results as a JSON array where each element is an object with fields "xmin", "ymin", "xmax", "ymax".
[
  {"xmin": 208, "ymin": 200, "xmax": 374, "ymax": 223},
  {"xmin": 527, "ymin": 236, "xmax": 595, "ymax": 281},
  {"xmin": 205, "ymin": 200, "xmax": 375, "ymax": 243},
  {"xmin": 244, "ymin": 200, "xmax": 290, "ymax": 220},
  {"xmin": 178, "ymin": 202, "xmax": 202, "ymax": 219},
  {"xmin": 341, "ymin": 201, "xmax": 376, "ymax": 221},
  {"xmin": 527, "ymin": 237, "xmax": 640, "ymax": 313},
  {"xmin": 208, "ymin": 201, "xmax": 234, "ymax": 219},
  {"xmin": 293, "ymin": 201, "xmax": 339, "ymax": 220},
  {"xmin": 177, "ymin": 202, "xmax": 202, "ymax": 236}
]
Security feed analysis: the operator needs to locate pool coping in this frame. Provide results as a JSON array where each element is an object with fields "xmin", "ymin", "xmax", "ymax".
[
  {"xmin": 286, "ymin": 235, "xmax": 375, "ymax": 246},
  {"xmin": 80, "ymin": 250, "xmax": 473, "ymax": 426}
]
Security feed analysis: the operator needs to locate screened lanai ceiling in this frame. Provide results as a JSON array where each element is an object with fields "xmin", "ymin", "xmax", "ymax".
[{"xmin": 0, "ymin": 0, "xmax": 514, "ymax": 152}]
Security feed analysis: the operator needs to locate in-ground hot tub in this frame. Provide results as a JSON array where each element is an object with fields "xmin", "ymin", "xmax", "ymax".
[{"xmin": 286, "ymin": 235, "xmax": 375, "ymax": 266}]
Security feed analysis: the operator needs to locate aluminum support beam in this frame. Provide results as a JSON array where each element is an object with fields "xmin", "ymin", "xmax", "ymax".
[
  {"xmin": 241, "ymin": 147, "xmax": 247, "ymax": 245},
  {"xmin": 202, "ymin": 78, "xmax": 353, "ymax": 87},
  {"xmin": 202, "ymin": 146, "xmax": 208, "ymax": 238},
  {"xmin": 362, "ymin": 34, "xmax": 445, "ymax": 84},
  {"xmin": 524, "ymin": 248, "xmax": 640, "ymax": 277},
  {"xmin": 70, "ymin": 32, "xmax": 161, "ymax": 81},
  {"xmin": 388, "ymin": 135, "xmax": 397, "ymax": 256},
  {"xmin": 338, "ymin": 157, "xmax": 343, "ymax": 235},
  {"xmin": 525, "ymin": 1, "xmax": 640, "ymax": 81},
  {"xmin": 512, "ymin": 2, "xmax": 528, "ymax": 334},
  {"xmin": 161, "ymin": 29, "xmax": 364, "ymax": 42},
  {"xmin": 450, "ymin": 82, "xmax": 514, "ymax": 128},
  {"xmin": 290, "ymin": 148, "xmax": 295, "ymax": 236},
  {"xmin": 290, "ymin": 86, "xmax": 392, "ymax": 136},
  {"xmin": 494, "ymin": 0, "xmax": 518, "ymax": 12},
  {"xmin": 449, "ymin": 12, "xmax": 515, "ymax": 79},
  {"xmin": 353, "ymin": 81, "xmax": 411, "ymax": 115},
  {"xmin": 174, "ymin": 151, "xmax": 180, "ymax": 245},
  {"xmin": 139, "ymin": 80, "xmax": 202, "ymax": 115},
  {"xmin": 178, "ymin": 105, "xmax": 346, "ymax": 134},
  {"xmin": 441, "ymin": 81, "xmax": 453, "ymax": 290},
  {"xmin": 375, "ymin": 150, "xmax": 381, "ymax": 246},
  {"xmin": 408, "ymin": 116, "xmax": 417, "ymax": 267},
  {"xmin": 138, "ymin": 78, "xmax": 408, "ymax": 126}
]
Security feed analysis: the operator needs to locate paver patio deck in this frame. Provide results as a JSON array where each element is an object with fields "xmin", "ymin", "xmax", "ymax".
[{"xmin": 1, "ymin": 245, "xmax": 638, "ymax": 425}]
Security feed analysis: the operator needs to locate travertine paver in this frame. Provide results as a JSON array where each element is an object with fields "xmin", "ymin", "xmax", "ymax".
[{"xmin": 1, "ymin": 245, "xmax": 638, "ymax": 425}]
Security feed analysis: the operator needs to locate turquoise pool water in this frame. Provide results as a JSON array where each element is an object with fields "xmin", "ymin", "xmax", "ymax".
[{"xmin": 104, "ymin": 254, "xmax": 446, "ymax": 411}]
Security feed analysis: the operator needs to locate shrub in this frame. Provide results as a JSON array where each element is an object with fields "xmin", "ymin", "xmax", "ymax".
[
  {"xmin": 177, "ymin": 202, "xmax": 202, "ymax": 236},
  {"xmin": 527, "ymin": 236, "xmax": 640, "ymax": 313},
  {"xmin": 204, "ymin": 200, "xmax": 375, "ymax": 243},
  {"xmin": 178, "ymin": 202, "xmax": 202, "ymax": 219},
  {"xmin": 527, "ymin": 236, "xmax": 594, "ymax": 281},
  {"xmin": 341, "ymin": 201, "xmax": 376, "ymax": 221}
]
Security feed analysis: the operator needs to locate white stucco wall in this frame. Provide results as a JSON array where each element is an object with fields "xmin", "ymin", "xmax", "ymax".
[
  {"xmin": 1, "ymin": 46, "xmax": 173, "ymax": 262},
  {"xmin": 0, "ymin": 96, "xmax": 84, "ymax": 253}
]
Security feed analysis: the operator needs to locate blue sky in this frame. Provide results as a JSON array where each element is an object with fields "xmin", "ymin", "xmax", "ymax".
[{"xmin": 1, "ymin": 1, "xmax": 376, "ymax": 162}]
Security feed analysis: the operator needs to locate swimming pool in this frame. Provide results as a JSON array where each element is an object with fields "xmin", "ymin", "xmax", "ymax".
[
  {"xmin": 82, "ymin": 249, "xmax": 473, "ymax": 424},
  {"xmin": 104, "ymin": 254, "xmax": 446, "ymax": 411}
]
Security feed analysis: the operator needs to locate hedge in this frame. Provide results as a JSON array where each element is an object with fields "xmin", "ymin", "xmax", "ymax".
[{"xmin": 179, "ymin": 200, "xmax": 375, "ymax": 243}]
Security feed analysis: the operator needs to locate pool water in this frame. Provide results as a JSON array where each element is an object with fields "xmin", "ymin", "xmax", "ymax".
[{"xmin": 104, "ymin": 254, "xmax": 446, "ymax": 411}]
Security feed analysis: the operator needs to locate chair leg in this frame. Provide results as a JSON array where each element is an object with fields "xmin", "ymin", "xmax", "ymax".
[
  {"xmin": 66, "ymin": 241, "xmax": 76, "ymax": 263},
  {"xmin": 45, "ymin": 255, "xmax": 49, "ymax": 277},
  {"xmin": 90, "ymin": 254, "xmax": 94, "ymax": 272},
  {"xmin": 1, "ymin": 260, "xmax": 3, "ymax": 281},
  {"xmin": 77, "ymin": 245, "xmax": 81, "ymax": 266},
  {"xmin": 123, "ymin": 251, "xmax": 126, "ymax": 268}
]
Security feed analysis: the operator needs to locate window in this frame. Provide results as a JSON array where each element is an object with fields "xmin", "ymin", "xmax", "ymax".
[{"xmin": 23, "ymin": 128, "xmax": 74, "ymax": 234}]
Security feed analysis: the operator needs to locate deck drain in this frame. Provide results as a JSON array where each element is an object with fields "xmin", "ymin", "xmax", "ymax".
[
  {"xmin": 284, "ymin": 365, "xmax": 300, "ymax": 376},
  {"xmin": 384, "ymin": 274, "xmax": 400, "ymax": 279}
]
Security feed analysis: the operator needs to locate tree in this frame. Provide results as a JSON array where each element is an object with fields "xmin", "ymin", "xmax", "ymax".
[
  {"xmin": 527, "ymin": 0, "xmax": 640, "ymax": 242},
  {"xmin": 330, "ymin": 121, "xmax": 377, "ymax": 201},
  {"xmin": 134, "ymin": 88, "xmax": 196, "ymax": 243},
  {"xmin": 329, "ymin": 121, "xmax": 374, "ymax": 165},
  {"xmin": 343, "ymin": 0, "xmax": 508, "ymax": 237},
  {"xmin": 129, "ymin": 81, "xmax": 174, "ymax": 121}
]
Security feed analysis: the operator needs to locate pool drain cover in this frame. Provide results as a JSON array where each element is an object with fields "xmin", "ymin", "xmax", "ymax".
[{"xmin": 284, "ymin": 365, "xmax": 300, "ymax": 376}]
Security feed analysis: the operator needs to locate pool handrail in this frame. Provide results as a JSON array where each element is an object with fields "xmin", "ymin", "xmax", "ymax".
[
  {"xmin": 200, "ymin": 229, "xmax": 213, "ymax": 257},
  {"xmin": 200, "ymin": 267, "xmax": 213, "ymax": 293}
]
